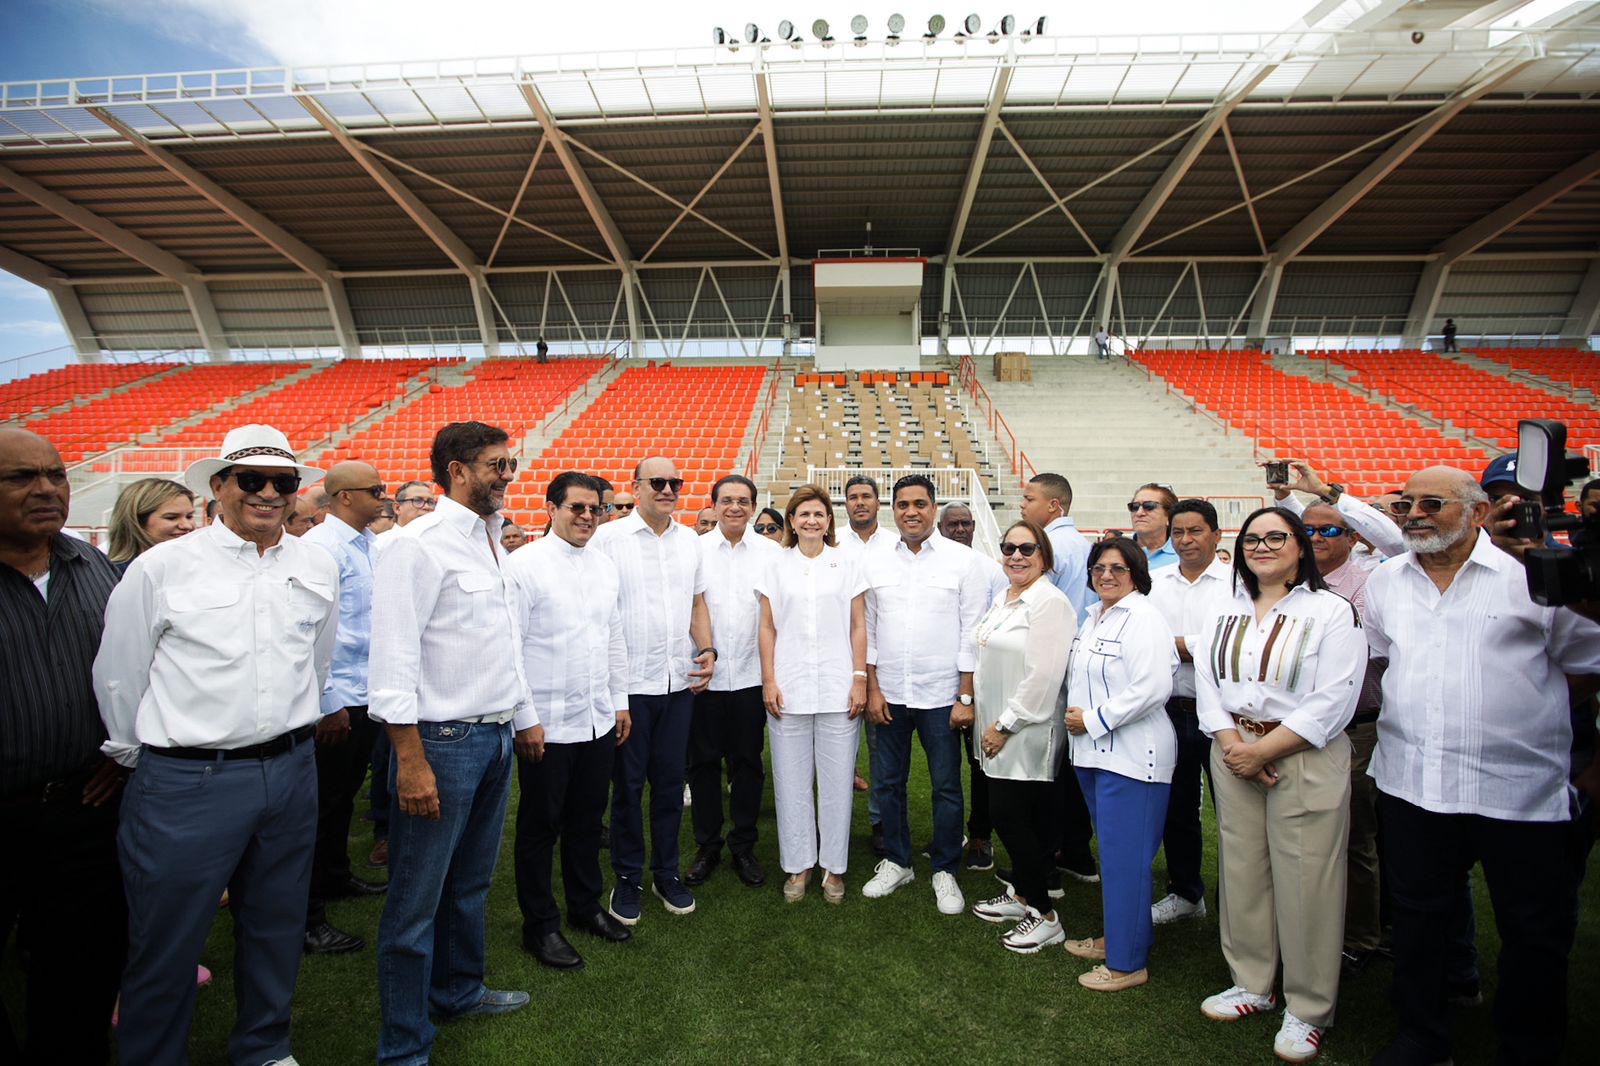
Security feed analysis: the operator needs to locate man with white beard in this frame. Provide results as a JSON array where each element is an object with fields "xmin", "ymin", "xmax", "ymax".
[{"xmin": 1363, "ymin": 466, "xmax": 1600, "ymax": 1066}]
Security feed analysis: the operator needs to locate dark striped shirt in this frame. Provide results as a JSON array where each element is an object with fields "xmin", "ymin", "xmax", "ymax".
[{"xmin": 0, "ymin": 534, "xmax": 119, "ymax": 797}]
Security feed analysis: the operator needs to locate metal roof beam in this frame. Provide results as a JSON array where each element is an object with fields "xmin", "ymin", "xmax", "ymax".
[
  {"xmin": 1266, "ymin": 54, "xmax": 1538, "ymax": 265},
  {"xmin": 946, "ymin": 64, "xmax": 1013, "ymax": 260},
  {"xmin": 1433, "ymin": 149, "xmax": 1600, "ymax": 263},
  {"xmin": 755, "ymin": 69, "xmax": 789, "ymax": 266},
  {"xmin": 1560, "ymin": 256, "xmax": 1600, "ymax": 345},
  {"xmin": 1401, "ymin": 260, "xmax": 1450, "ymax": 347},
  {"xmin": 322, "ymin": 278, "xmax": 361, "ymax": 359},
  {"xmin": 0, "ymin": 241, "xmax": 64, "ymax": 286},
  {"xmin": 45, "ymin": 282, "xmax": 101, "ymax": 362},
  {"xmin": 519, "ymin": 81, "xmax": 634, "ymax": 269}
]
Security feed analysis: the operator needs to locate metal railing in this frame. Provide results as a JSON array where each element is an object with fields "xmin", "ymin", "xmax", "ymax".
[
  {"xmin": 955, "ymin": 354, "xmax": 1032, "ymax": 488},
  {"xmin": 806, "ymin": 466, "xmax": 1000, "ymax": 558},
  {"xmin": 743, "ymin": 362, "xmax": 785, "ymax": 482}
]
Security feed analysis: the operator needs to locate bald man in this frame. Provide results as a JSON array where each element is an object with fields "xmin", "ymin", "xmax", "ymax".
[{"xmin": 300, "ymin": 461, "xmax": 389, "ymax": 955}]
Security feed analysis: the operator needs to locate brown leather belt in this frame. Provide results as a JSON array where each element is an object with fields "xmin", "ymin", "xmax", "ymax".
[{"xmin": 1231, "ymin": 714, "xmax": 1280, "ymax": 737}]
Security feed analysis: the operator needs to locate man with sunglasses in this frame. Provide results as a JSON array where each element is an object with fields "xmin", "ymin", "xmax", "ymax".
[
  {"xmin": 299, "ymin": 462, "xmax": 391, "ymax": 958},
  {"xmin": 612, "ymin": 490, "xmax": 636, "ymax": 519},
  {"xmin": 1363, "ymin": 467, "xmax": 1600, "ymax": 1066},
  {"xmin": 506, "ymin": 472, "xmax": 634, "ymax": 971},
  {"xmin": 95, "ymin": 424, "xmax": 338, "ymax": 1066},
  {"xmin": 1269, "ymin": 459, "xmax": 1404, "ymax": 561},
  {"xmin": 590, "ymin": 456, "xmax": 714, "ymax": 923},
  {"xmin": 369, "ymin": 421, "xmax": 537, "ymax": 1063}
]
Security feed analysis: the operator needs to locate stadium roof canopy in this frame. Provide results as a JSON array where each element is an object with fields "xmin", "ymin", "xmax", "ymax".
[{"xmin": 1, "ymin": 0, "xmax": 1599, "ymax": 360}]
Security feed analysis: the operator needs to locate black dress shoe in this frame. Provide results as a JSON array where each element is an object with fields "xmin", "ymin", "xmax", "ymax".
[
  {"xmin": 731, "ymin": 851, "xmax": 766, "ymax": 887},
  {"xmin": 870, "ymin": 823, "xmax": 888, "ymax": 859},
  {"xmin": 324, "ymin": 874, "xmax": 388, "ymax": 899},
  {"xmin": 567, "ymin": 910, "xmax": 632, "ymax": 943},
  {"xmin": 304, "ymin": 921, "xmax": 365, "ymax": 955},
  {"xmin": 524, "ymin": 930, "xmax": 584, "ymax": 970},
  {"xmin": 684, "ymin": 846, "xmax": 720, "ymax": 887}
]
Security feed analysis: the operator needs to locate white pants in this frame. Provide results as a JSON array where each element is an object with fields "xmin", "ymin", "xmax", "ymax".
[{"xmin": 768, "ymin": 711, "xmax": 861, "ymax": 875}]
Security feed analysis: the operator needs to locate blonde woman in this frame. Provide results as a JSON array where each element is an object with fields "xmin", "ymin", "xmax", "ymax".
[
  {"xmin": 756, "ymin": 484, "xmax": 868, "ymax": 904},
  {"xmin": 107, "ymin": 478, "xmax": 197, "ymax": 573}
]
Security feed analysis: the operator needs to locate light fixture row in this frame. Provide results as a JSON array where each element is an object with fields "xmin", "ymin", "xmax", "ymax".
[{"xmin": 712, "ymin": 14, "xmax": 1049, "ymax": 47}]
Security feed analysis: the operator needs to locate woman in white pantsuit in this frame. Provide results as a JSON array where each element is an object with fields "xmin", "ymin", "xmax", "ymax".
[{"xmin": 756, "ymin": 484, "xmax": 869, "ymax": 904}]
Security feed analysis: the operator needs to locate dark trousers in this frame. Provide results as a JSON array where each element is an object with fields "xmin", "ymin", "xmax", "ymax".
[
  {"xmin": 308, "ymin": 705, "xmax": 379, "ymax": 927},
  {"xmin": 1378, "ymin": 790, "xmax": 1577, "ymax": 1066},
  {"xmin": 988, "ymin": 776, "xmax": 1055, "ymax": 909},
  {"xmin": 1053, "ymin": 751, "xmax": 1096, "ymax": 866},
  {"xmin": 0, "ymin": 767, "xmax": 125, "ymax": 1065},
  {"xmin": 687, "ymin": 687, "xmax": 766, "ymax": 856},
  {"xmin": 369, "ymin": 727, "xmax": 391, "ymax": 842},
  {"xmin": 515, "ymin": 730, "xmax": 615, "ymax": 937},
  {"xmin": 960, "ymin": 727, "xmax": 992, "ymax": 840},
  {"xmin": 870, "ymin": 703, "xmax": 964, "ymax": 874},
  {"xmin": 611, "ymin": 689, "xmax": 693, "ymax": 885},
  {"xmin": 118, "ymin": 743, "xmax": 317, "ymax": 1066},
  {"xmin": 1160, "ymin": 697, "xmax": 1210, "ymax": 904}
]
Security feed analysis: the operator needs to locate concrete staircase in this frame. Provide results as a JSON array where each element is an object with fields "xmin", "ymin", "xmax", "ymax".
[
  {"xmin": 966, "ymin": 353, "xmax": 1270, "ymax": 533},
  {"xmin": 1449, "ymin": 350, "xmax": 1600, "ymax": 409},
  {"xmin": 515, "ymin": 360, "xmax": 619, "ymax": 461}
]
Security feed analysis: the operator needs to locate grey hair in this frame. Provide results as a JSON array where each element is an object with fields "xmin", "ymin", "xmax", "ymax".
[
  {"xmin": 1457, "ymin": 479, "xmax": 1490, "ymax": 506},
  {"xmin": 940, "ymin": 501, "xmax": 973, "ymax": 518}
]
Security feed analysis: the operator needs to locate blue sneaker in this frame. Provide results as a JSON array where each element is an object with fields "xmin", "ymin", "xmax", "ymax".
[
  {"xmin": 607, "ymin": 880, "xmax": 642, "ymax": 926},
  {"xmin": 439, "ymin": 989, "xmax": 529, "ymax": 1022},
  {"xmin": 652, "ymin": 875, "xmax": 696, "ymax": 915}
]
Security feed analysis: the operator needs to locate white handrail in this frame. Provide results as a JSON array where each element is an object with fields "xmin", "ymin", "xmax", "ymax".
[{"xmin": 805, "ymin": 465, "xmax": 1000, "ymax": 559}]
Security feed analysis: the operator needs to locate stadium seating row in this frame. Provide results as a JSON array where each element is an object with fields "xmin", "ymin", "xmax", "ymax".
[
  {"xmin": 1466, "ymin": 347, "xmax": 1600, "ymax": 397},
  {"xmin": 0, "ymin": 362, "xmax": 171, "ymax": 421}
]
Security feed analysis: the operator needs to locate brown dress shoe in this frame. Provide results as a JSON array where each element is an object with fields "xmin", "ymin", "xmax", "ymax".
[{"xmin": 1077, "ymin": 965, "xmax": 1148, "ymax": 992}]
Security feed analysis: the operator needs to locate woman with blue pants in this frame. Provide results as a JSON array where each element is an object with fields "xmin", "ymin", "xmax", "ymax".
[{"xmin": 1063, "ymin": 537, "xmax": 1178, "ymax": 992}]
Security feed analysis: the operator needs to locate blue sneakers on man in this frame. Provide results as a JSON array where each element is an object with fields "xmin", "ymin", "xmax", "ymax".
[
  {"xmin": 652, "ymin": 875, "xmax": 696, "ymax": 915},
  {"xmin": 608, "ymin": 881, "xmax": 643, "ymax": 926}
]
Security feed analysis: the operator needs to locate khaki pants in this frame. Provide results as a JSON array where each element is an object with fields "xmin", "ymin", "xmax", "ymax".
[
  {"xmin": 1211, "ymin": 730, "xmax": 1351, "ymax": 1028},
  {"xmin": 1343, "ymin": 721, "xmax": 1381, "ymax": 954}
]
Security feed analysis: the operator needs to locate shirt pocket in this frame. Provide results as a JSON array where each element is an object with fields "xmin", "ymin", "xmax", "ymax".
[
  {"xmin": 163, "ymin": 582, "xmax": 246, "ymax": 662},
  {"xmin": 288, "ymin": 575, "xmax": 334, "ymax": 631},
  {"xmin": 450, "ymin": 571, "xmax": 496, "ymax": 630},
  {"xmin": 923, "ymin": 571, "xmax": 960, "ymax": 610}
]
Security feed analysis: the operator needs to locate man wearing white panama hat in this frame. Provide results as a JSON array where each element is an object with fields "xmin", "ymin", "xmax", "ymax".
[{"xmin": 94, "ymin": 423, "xmax": 339, "ymax": 1066}]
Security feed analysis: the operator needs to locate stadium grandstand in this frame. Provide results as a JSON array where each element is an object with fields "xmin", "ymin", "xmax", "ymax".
[{"xmin": 2, "ymin": 0, "xmax": 1599, "ymax": 540}]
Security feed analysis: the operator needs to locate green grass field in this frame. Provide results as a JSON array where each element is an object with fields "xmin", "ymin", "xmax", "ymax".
[{"xmin": 11, "ymin": 749, "xmax": 1596, "ymax": 1064}]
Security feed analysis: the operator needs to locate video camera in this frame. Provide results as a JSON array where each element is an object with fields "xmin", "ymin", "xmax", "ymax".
[{"xmin": 1514, "ymin": 418, "xmax": 1597, "ymax": 606}]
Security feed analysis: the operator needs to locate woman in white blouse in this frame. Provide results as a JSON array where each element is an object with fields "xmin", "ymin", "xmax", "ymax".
[
  {"xmin": 756, "ymin": 484, "xmax": 868, "ymax": 904},
  {"xmin": 1193, "ymin": 507, "xmax": 1365, "ymax": 1065},
  {"xmin": 968, "ymin": 521, "xmax": 1074, "ymax": 954},
  {"xmin": 1062, "ymin": 538, "xmax": 1177, "ymax": 993}
]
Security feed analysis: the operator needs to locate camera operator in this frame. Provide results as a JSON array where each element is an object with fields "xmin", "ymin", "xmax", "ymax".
[{"xmin": 1267, "ymin": 459, "xmax": 1404, "ymax": 561}]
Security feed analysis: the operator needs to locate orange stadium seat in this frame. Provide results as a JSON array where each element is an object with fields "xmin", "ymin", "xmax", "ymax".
[{"xmin": 0, "ymin": 363, "xmax": 173, "ymax": 421}]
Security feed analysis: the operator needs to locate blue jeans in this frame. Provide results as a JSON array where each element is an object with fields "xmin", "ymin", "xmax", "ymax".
[
  {"xmin": 611, "ymin": 689, "xmax": 693, "ymax": 885},
  {"xmin": 376, "ymin": 721, "xmax": 513, "ymax": 1066},
  {"xmin": 1076, "ymin": 767, "xmax": 1170, "ymax": 973},
  {"xmin": 870, "ymin": 703, "xmax": 963, "ymax": 874}
]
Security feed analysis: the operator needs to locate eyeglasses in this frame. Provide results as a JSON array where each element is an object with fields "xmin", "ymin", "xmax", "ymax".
[
  {"xmin": 1126, "ymin": 500, "xmax": 1162, "ymax": 513},
  {"xmin": 1306, "ymin": 524, "xmax": 1348, "ymax": 539},
  {"xmin": 1387, "ymin": 496, "xmax": 1452, "ymax": 516},
  {"xmin": 1241, "ymin": 530, "xmax": 1291, "ymax": 551},
  {"xmin": 1, "ymin": 466, "xmax": 69, "ymax": 488},
  {"xmin": 999, "ymin": 542, "xmax": 1040, "ymax": 557},
  {"xmin": 344, "ymin": 484, "xmax": 386, "ymax": 500},
  {"xmin": 754, "ymin": 523, "xmax": 782, "ymax": 534},
  {"xmin": 1090, "ymin": 563, "xmax": 1131, "ymax": 576},
  {"xmin": 614, "ymin": 502, "xmax": 636, "ymax": 513},
  {"xmin": 562, "ymin": 503, "xmax": 606, "ymax": 517},
  {"xmin": 469, "ymin": 457, "xmax": 518, "ymax": 477},
  {"xmin": 229, "ymin": 469, "xmax": 301, "ymax": 495},
  {"xmin": 642, "ymin": 477, "xmax": 684, "ymax": 495},
  {"xmin": 397, "ymin": 495, "xmax": 436, "ymax": 509},
  {"xmin": 716, "ymin": 497, "xmax": 755, "ymax": 509}
]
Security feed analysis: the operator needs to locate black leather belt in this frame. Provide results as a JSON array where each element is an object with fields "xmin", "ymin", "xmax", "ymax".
[
  {"xmin": 147, "ymin": 723, "xmax": 315, "ymax": 762},
  {"xmin": 1166, "ymin": 696, "xmax": 1198, "ymax": 712},
  {"xmin": 1345, "ymin": 712, "xmax": 1380, "ymax": 732}
]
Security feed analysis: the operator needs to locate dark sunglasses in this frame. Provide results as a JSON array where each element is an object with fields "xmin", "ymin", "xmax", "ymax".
[
  {"xmin": 615, "ymin": 502, "xmax": 636, "ymax": 512},
  {"xmin": 229, "ymin": 469, "xmax": 301, "ymax": 495},
  {"xmin": 642, "ymin": 477, "xmax": 684, "ymax": 495},
  {"xmin": 1388, "ymin": 497, "xmax": 1451, "ymax": 516},
  {"xmin": 1126, "ymin": 500, "xmax": 1162, "ymax": 513},
  {"xmin": 1306, "ymin": 524, "xmax": 1348, "ymax": 539},
  {"xmin": 469, "ymin": 457, "xmax": 518, "ymax": 477},
  {"xmin": 999, "ymin": 542, "xmax": 1040, "ymax": 557},
  {"xmin": 562, "ymin": 503, "xmax": 606, "ymax": 517},
  {"xmin": 754, "ymin": 522, "xmax": 782, "ymax": 534},
  {"xmin": 344, "ymin": 484, "xmax": 386, "ymax": 500}
]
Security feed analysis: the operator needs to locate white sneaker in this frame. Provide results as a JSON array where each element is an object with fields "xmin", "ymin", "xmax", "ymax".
[
  {"xmin": 682, "ymin": 783, "xmax": 692, "ymax": 807},
  {"xmin": 1151, "ymin": 892, "xmax": 1207, "ymax": 924},
  {"xmin": 931, "ymin": 871, "xmax": 964, "ymax": 915},
  {"xmin": 263, "ymin": 1058, "xmax": 300, "ymax": 1066},
  {"xmin": 971, "ymin": 892, "xmax": 1028, "ymax": 924},
  {"xmin": 1201, "ymin": 985, "xmax": 1278, "ymax": 1022},
  {"xmin": 1274, "ymin": 1012, "xmax": 1325, "ymax": 1063},
  {"xmin": 861, "ymin": 859, "xmax": 914, "ymax": 899},
  {"xmin": 1001, "ymin": 909, "xmax": 1065, "ymax": 954}
]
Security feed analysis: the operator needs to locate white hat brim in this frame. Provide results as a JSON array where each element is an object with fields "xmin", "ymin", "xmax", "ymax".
[{"xmin": 185, "ymin": 455, "xmax": 325, "ymax": 499}]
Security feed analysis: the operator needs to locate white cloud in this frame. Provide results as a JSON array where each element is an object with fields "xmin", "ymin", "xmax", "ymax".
[
  {"xmin": 100, "ymin": 0, "xmax": 1301, "ymax": 68},
  {"xmin": 1, "ymin": 319, "xmax": 66, "ymax": 336},
  {"xmin": 0, "ymin": 274, "xmax": 50, "ymax": 302}
]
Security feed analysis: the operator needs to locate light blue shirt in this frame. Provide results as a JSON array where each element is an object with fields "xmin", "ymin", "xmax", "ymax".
[
  {"xmin": 300, "ymin": 514, "xmax": 373, "ymax": 714},
  {"xmin": 1043, "ymin": 516, "xmax": 1094, "ymax": 622},
  {"xmin": 1143, "ymin": 537, "xmax": 1179, "ymax": 572}
]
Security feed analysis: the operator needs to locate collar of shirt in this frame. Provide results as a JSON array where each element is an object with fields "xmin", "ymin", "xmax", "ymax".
[
  {"xmin": 435, "ymin": 494, "xmax": 504, "ymax": 543},
  {"xmin": 708, "ymin": 526, "xmax": 756, "ymax": 553},
  {"xmin": 319, "ymin": 512, "xmax": 374, "ymax": 547},
  {"xmin": 893, "ymin": 529, "xmax": 949, "ymax": 558},
  {"xmin": 1144, "ymin": 538, "xmax": 1178, "ymax": 562},
  {"xmin": 49, "ymin": 531, "xmax": 101, "ymax": 569},
  {"xmin": 844, "ymin": 524, "xmax": 884, "ymax": 547},
  {"xmin": 544, "ymin": 531, "xmax": 584, "ymax": 558},
  {"xmin": 1044, "ymin": 516, "xmax": 1079, "ymax": 535},
  {"xmin": 1159, "ymin": 555, "xmax": 1232, "ymax": 587},
  {"xmin": 207, "ymin": 517, "xmax": 285, "ymax": 560},
  {"xmin": 1398, "ymin": 527, "xmax": 1504, "ymax": 579}
]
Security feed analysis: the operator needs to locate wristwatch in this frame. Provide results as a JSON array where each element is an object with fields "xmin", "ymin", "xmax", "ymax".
[
  {"xmin": 695, "ymin": 646, "xmax": 719, "ymax": 661},
  {"xmin": 1320, "ymin": 483, "xmax": 1345, "ymax": 505},
  {"xmin": 995, "ymin": 721, "xmax": 1016, "ymax": 735},
  {"xmin": 957, "ymin": 694, "xmax": 974, "ymax": 707}
]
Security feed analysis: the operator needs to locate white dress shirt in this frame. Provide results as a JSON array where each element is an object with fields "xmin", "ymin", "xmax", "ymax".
[
  {"xmin": 300, "ymin": 513, "xmax": 375, "ymax": 715},
  {"xmin": 837, "ymin": 524, "xmax": 889, "ymax": 561},
  {"xmin": 755, "ymin": 544, "xmax": 867, "ymax": 715},
  {"xmin": 1277, "ymin": 491, "xmax": 1405, "ymax": 559},
  {"xmin": 504, "ymin": 532, "xmax": 627, "ymax": 742},
  {"xmin": 973, "ymin": 580, "xmax": 1074, "ymax": 782},
  {"xmin": 1364, "ymin": 530, "xmax": 1600, "ymax": 822},
  {"xmin": 1043, "ymin": 516, "xmax": 1094, "ymax": 621},
  {"xmin": 591, "ymin": 510, "xmax": 707, "ymax": 695},
  {"xmin": 1065, "ymin": 592, "xmax": 1178, "ymax": 783},
  {"xmin": 699, "ymin": 526, "xmax": 782, "ymax": 692},
  {"xmin": 972, "ymin": 551, "xmax": 1008, "ymax": 603},
  {"xmin": 94, "ymin": 520, "xmax": 339, "ymax": 767},
  {"xmin": 1148, "ymin": 557, "xmax": 1235, "ymax": 698},
  {"xmin": 1194, "ymin": 583, "xmax": 1366, "ymax": 749},
  {"xmin": 368, "ymin": 496, "xmax": 533, "ymax": 726},
  {"xmin": 865, "ymin": 531, "xmax": 988, "ymax": 709}
]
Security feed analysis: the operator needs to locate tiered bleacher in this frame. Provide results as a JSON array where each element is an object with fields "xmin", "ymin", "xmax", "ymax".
[
  {"xmin": 768, "ymin": 373, "xmax": 989, "ymax": 510},
  {"xmin": 1463, "ymin": 347, "xmax": 1600, "ymax": 396},
  {"xmin": 1323, "ymin": 349, "xmax": 1600, "ymax": 451},
  {"xmin": 505, "ymin": 365, "xmax": 767, "ymax": 522},
  {"xmin": 1131, "ymin": 350, "xmax": 1487, "ymax": 498},
  {"xmin": 1, "ymin": 363, "xmax": 172, "ymax": 422},
  {"xmin": 326, "ymin": 358, "xmax": 598, "ymax": 486},
  {"xmin": 22, "ymin": 362, "xmax": 307, "ymax": 464},
  {"xmin": 160, "ymin": 359, "xmax": 439, "ymax": 453}
]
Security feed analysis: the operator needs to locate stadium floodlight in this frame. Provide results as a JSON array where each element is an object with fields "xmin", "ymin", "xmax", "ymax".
[
  {"xmin": 963, "ymin": 13, "xmax": 981, "ymax": 35},
  {"xmin": 744, "ymin": 23, "xmax": 761, "ymax": 43},
  {"xmin": 888, "ymin": 13, "xmax": 905, "ymax": 35},
  {"xmin": 813, "ymin": 18, "xmax": 832, "ymax": 41},
  {"xmin": 1032, "ymin": 16, "xmax": 1047, "ymax": 34},
  {"xmin": 777, "ymin": 19, "xmax": 795, "ymax": 40},
  {"xmin": 713, "ymin": 26, "xmax": 728, "ymax": 45},
  {"xmin": 926, "ymin": 14, "xmax": 946, "ymax": 38},
  {"xmin": 850, "ymin": 14, "xmax": 869, "ymax": 38},
  {"xmin": 1000, "ymin": 14, "xmax": 1015, "ymax": 34}
]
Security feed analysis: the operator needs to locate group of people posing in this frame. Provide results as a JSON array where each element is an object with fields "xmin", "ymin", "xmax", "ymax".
[{"xmin": 1, "ymin": 416, "xmax": 1594, "ymax": 1066}]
